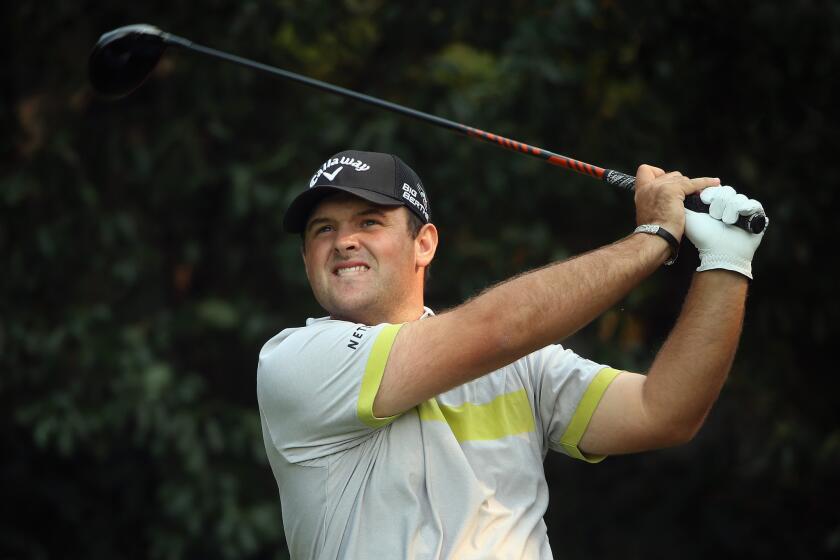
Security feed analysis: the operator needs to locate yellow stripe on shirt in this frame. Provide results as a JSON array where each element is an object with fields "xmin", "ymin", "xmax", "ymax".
[
  {"xmin": 357, "ymin": 323, "xmax": 404, "ymax": 428},
  {"xmin": 418, "ymin": 388, "xmax": 536, "ymax": 442},
  {"xmin": 556, "ymin": 367, "xmax": 620, "ymax": 463}
]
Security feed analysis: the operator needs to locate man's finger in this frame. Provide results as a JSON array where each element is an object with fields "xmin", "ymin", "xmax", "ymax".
[
  {"xmin": 722, "ymin": 193, "xmax": 749, "ymax": 224},
  {"xmin": 682, "ymin": 176, "xmax": 721, "ymax": 195},
  {"xmin": 738, "ymin": 198, "xmax": 764, "ymax": 216},
  {"xmin": 708, "ymin": 185, "xmax": 737, "ymax": 219},
  {"xmin": 636, "ymin": 164, "xmax": 667, "ymax": 183}
]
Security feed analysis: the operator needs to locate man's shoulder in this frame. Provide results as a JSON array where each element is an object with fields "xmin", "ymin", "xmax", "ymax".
[
  {"xmin": 260, "ymin": 316, "xmax": 342, "ymax": 352},
  {"xmin": 257, "ymin": 316, "xmax": 386, "ymax": 366},
  {"xmin": 257, "ymin": 307, "xmax": 432, "ymax": 379}
]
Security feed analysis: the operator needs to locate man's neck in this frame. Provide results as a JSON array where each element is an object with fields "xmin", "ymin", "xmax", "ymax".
[{"xmin": 331, "ymin": 303, "xmax": 426, "ymax": 325}]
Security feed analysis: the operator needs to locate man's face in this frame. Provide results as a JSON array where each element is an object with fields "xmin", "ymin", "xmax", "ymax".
[{"xmin": 302, "ymin": 193, "xmax": 421, "ymax": 324}]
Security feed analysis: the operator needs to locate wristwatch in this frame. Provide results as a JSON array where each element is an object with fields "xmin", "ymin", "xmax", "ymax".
[{"xmin": 634, "ymin": 224, "xmax": 680, "ymax": 266}]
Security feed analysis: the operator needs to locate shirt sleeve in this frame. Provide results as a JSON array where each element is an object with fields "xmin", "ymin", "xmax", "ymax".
[
  {"xmin": 527, "ymin": 344, "xmax": 619, "ymax": 463},
  {"xmin": 257, "ymin": 320, "xmax": 404, "ymax": 464}
]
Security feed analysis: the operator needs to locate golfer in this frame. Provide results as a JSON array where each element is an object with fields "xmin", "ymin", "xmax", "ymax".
[{"xmin": 257, "ymin": 149, "xmax": 766, "ymax": 559}]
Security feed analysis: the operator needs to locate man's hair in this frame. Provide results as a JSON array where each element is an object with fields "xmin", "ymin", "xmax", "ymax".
[{"xmin": 405, "ymin": 209, "xmax": 424, "ymax": 238}]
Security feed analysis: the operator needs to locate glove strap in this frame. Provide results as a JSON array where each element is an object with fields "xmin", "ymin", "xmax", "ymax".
[{"xmin": 634, "ymin": 224, "xmax": 680, "ymax": 266}]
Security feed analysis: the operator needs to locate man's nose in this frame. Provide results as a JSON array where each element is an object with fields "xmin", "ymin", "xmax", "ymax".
[{"xmin": 334, "ymin": 227, "xmax": 359, "ymax": 253}]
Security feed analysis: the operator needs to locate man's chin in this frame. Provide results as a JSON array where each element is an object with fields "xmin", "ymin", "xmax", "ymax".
[{"xmin": 325, "ymin": 298, "xmax": 379, "ymax": 324}]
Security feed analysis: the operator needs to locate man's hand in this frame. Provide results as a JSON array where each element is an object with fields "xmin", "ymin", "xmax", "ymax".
[
  {"xmin": 684, "ymin": 185, "xmax": 767, "ymax": 279},
  {"xmin": 633, "ymin": 165, "xmax": 721, "ymax": 240}
]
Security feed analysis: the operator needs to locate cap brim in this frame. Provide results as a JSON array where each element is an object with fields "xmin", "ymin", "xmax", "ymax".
[{"xmin": 282, "ymin": 185, "xmax": 404, "ymax": 233}]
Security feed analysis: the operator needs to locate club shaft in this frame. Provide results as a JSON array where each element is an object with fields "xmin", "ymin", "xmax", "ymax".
[
  {"xmin": 163, "ymin": 33, "xmax": 628, "ymax": 185},
  {"xmin": 160, "ymin": 32, "xmax": 764, "ymax": 234}
]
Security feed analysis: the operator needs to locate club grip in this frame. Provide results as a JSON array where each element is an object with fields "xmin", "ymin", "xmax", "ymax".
[
  {"xmin": 602, "ymin": 170, "xmax": 767, "ymax": 234},
  {"xmin": 684, "ymin": 193, "xmax": 768, "ymax": 234}
]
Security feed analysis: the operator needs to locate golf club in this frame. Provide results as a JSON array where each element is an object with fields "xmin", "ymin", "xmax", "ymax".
[{"xmin": 89, "ymin": 24, "xmax": 768, "ymax": 234}]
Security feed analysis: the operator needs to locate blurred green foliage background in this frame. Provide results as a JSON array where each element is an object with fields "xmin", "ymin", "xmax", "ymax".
[{"xmin": 3, "ymin": 1, "xmax": 838, "ymax": 558}]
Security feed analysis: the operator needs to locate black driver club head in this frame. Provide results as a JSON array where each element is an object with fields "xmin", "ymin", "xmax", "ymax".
[{"xmin": 89, "ymin": 24, "xmax": 168, "ymax": 98}]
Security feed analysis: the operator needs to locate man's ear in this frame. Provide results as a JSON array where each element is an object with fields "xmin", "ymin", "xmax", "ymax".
[
  {"xmin": 300, "ymin": 243, "xmax": 311, "ymax": 281},
  {"xmin": 415, "ymin": 223, "xmax": 438, "ymax": 268}
]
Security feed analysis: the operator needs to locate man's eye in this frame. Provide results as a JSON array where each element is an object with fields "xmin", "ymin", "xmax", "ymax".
[
  {"xmin": 362, "ymin": 219, "xmax": 379, "ymax": 227},
  {"xmin": 316, "ymin": 225, "xmax": 334, "ymax": 234}
]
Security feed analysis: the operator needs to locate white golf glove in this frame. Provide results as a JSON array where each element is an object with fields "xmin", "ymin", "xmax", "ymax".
[{"xmin": 684, "ymin": 185, "xmax": 767, "ymax": 279}]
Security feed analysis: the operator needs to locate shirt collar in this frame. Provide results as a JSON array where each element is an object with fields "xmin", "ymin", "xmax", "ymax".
[{"xmin": 306, "ymin": 306, "xmax": 435, "ymax": 326}]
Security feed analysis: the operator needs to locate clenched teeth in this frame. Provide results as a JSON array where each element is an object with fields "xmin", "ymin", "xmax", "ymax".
[{"xmin": 336, "ymin": 265, "xmax": 369, "ymax": 276}]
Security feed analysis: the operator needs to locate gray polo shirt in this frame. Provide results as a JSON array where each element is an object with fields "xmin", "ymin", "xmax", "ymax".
[{"xmin": 257, "ymin": 309, "xmax": 618, "ymax": 559}]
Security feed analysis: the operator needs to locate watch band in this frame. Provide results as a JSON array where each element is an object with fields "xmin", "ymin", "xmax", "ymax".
[{"xmin": 634, "ymin": 224, "xmax": 680, "ymax": 266}]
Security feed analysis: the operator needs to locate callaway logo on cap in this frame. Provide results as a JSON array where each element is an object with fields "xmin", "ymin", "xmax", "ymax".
[{"xmin": 283, "ymin": 149, "xmax": 432, "ymax": 233}]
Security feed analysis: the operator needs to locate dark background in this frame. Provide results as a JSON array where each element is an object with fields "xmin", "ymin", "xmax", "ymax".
[{"xmin": 3, "ymin": 1, "xmax": 838, "ymax": 558}]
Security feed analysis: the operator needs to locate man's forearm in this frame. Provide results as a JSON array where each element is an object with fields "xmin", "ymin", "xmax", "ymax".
[
  {"xmin": 462, "ymin": 232, "xmax": 672, "ymax": 367},
  {"xmin": 642, "ymin": 270, "xmax": 748, "ymax": 440}
]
